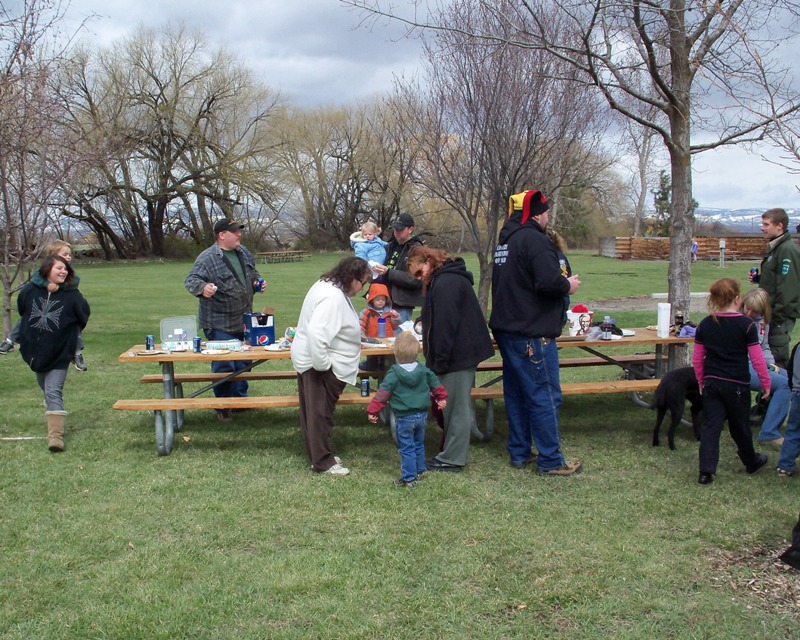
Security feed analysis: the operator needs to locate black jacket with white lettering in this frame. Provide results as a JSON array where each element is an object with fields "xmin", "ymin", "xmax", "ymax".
[{"xmin": 489, "ymin": 214, "xmax": 569, "ymax": 338}]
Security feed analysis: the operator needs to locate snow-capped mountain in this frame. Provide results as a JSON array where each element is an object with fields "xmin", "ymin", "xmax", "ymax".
[{"xmin": 695, "ymin": 208, "xmax": 800, "ymax": 233}]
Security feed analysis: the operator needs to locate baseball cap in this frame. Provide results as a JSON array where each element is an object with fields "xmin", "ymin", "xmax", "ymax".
[
  {"xmin": 391, "ymin": 213, "xmax": 415, "ymax": 230},
  {"xmin": 213, "ymin": 219, "xmax": 245, "ymax": 234}
]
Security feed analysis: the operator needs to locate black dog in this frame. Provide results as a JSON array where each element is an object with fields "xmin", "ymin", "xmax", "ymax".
[{"xmin": 651, "ymin": 367, "xmax": 702, "ymax": 450}]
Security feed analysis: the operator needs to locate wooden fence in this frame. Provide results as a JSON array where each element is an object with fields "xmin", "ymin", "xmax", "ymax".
[{"xmin": 609, "ymin": 236, "xmax": 767, "ymax": 261}]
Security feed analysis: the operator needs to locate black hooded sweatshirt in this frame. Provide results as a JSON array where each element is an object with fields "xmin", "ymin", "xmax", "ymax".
[
  {"xmin": 418, "ymin": 257, "xmax": 493, "ymax": 375},
  {"xmin": 489, "ymin": 214, "xmax": 570, "ymax": 338},
  {"xmin": 17, "ymin": 280, "xmax": 90, "ymax": 373}
]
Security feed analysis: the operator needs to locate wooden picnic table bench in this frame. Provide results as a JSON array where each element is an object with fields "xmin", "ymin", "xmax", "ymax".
[
  {"xmin": 477, "ymin": 353, "xmax": 665, "ymax": 371},
  {"xmin": 469, "ymin": 378, "xmax": 662, "ymax": 439},
  {"xmin": 116, "ymin": 379, "xmax": 661, "ymax": 412},
  {"xmin": 115, "ymin": 329, "xmax": 690, "ymax": 455},
  {"xmin": 137, "ymin": 353, "xmax": 664, "ymax": 389},
  {"xmin": 113, "ymin": 378, "xmax": 663, "ymax": 448},
  {"xmin": 139, "ymin": 369, "xmax": 382, "ymax": 387},
  {"xmin": 256, "ymin": 250, "xmax": 311, "ymax": 264}
]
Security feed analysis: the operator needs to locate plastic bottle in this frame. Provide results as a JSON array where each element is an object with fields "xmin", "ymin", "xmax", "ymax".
[
  {"xmin": 601, "ymin": 316, "xmax": 613, "ymax": 340},
  {"xmin": 377, "ymin": 317, "xmax": 387, "ymax": 339}
]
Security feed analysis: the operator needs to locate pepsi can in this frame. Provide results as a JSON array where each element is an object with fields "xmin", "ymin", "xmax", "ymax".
[
  {"xmin": 750, "ymin": 267, "xmax": 760, "ymax": 283},
  {"xmin": 360, "ymin": 378, "xmax": 370, "ymax": 397},
  {"xmin": 193, "ymin": 337, "xmax": 203, "ymax": 353},
  {"xmin": 145, "ymin": 335, "xmax": 155, "ymax": 351},
  {"xmin": 256, "ymin": 278, "xmax": 265, "ymax": 292}
]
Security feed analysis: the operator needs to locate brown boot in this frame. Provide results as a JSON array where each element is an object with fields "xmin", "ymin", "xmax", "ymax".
[{"xmin": 45, "ymin": 410, "xmax": 67, "ymax": 452}]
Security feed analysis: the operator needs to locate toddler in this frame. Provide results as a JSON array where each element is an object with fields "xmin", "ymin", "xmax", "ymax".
[
  {"xmin": 350, "ymin": 221, "xmax": 388, "ymax": 266},
  {"xmin": 360, "ymin": 282, "xmax": 400, "ymax": 372},
  {"xmin": 693, "ymin": 278, "xmax": 770, "ymax": 484},
  {"xmin": 776, "ymin": 342, "xmax": 800, "ymax": 477},
  {"xmin": 367, "ymin": 332, "xmax": 448, "ymax": 488},
  {"xmin": 0, "ymin": 240, "xmax": 88, "ymax": 371},
  {"xmin": 741, "ymin": 288, "xmax": 790, "ymax": 447}
]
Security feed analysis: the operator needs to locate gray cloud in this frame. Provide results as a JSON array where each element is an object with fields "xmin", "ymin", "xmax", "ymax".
[
  {"xmin": 64, "ymin": 0, "xmax": 800, "ymax": 210},
  {"xmin": 67, "ymin": 0, "xmax": 423, "ymax": 106}
]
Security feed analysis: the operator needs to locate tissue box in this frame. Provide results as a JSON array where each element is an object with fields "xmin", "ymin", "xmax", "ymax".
[{"xmin": 243, "ymin": 308, "xmax": 275, "ymax": 346}]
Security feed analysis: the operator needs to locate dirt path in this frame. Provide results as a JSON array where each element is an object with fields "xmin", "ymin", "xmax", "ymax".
[{"xmin": 585, "ymin": 295, "xmax": 709, "ymax": 315}]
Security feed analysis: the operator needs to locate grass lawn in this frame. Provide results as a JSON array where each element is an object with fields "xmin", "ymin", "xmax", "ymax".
[{"xmin": 1, "ymin": 250, "xmax": 798, "ymax": 639}]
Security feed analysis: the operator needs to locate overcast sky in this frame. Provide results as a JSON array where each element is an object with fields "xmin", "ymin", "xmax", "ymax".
[{"xmin": 63, "ymin": 0, "xmax": 800, "ymax": 212}]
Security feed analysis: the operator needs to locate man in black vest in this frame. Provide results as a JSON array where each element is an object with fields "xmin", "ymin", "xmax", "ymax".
[{"xmin": 372, "ymin": 213, "xmax": 424, "ymax": 325}]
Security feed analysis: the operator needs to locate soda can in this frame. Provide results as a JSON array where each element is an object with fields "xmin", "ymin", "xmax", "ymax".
[
  {"xmin": 360, "ymin": 378, "xmax": 370, "ymax": 397},
  {"xmin": 750, "ymin": 267, "xmax": 759, "ymax": 283},
  {"xmin": 256, "ymin": 278, "xmax": 265, "ymax": 292},
  {"xmin": 145, "ymin": 335, "xmax": 155, "ymax": 351},
  {"xmin": 193, "ymin": 337, "xmax": 203, "ymax": 353}
]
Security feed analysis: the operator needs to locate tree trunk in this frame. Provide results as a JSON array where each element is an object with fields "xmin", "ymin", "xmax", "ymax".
[
  {"xmin": 2, "ymin": 288, "xmax": 12, "ymax": 336},
  {"xmin": 666, "ymin": 17, "xmax": 693, "ymax": 366}
]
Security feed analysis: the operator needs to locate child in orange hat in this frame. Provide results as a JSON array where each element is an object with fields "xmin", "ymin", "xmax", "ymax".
[{"xmin": 360, "ymin": 282, "xmax": 401, "ymax": 373}]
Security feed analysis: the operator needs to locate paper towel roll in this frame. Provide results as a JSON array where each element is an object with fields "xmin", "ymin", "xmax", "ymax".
[{"xmin": 657, "ymin": 303, "xmax": 671, "ymax": 338}]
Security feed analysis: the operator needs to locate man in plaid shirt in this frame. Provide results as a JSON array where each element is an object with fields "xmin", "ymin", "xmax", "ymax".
[{"xmin": 185, "ymin": 219, "xmax": 265, "ymax": 421}]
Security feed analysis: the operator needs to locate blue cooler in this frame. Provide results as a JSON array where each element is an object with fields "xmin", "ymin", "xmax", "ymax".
[{"xmin": 243, "ymin": 312, "xmax": 275, "ymax": 346}]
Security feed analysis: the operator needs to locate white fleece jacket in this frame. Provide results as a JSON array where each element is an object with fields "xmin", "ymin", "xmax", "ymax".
[{"xmin": 290, "ymin": 279, "xmax": 361, "ymax": 385}]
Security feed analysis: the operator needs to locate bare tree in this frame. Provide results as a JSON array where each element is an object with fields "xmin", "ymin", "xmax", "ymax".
[
  {"xmin": 361, "ymin": 99, "xmax": 423, "ymax": 234},
  {"xmin": 275, "ymin": 101, "xmax": 423, "ymax": 250},
  {"xmin": 0, "ymin": 0, "xmax": 87, "ymax": 333},
  {"xmin": 616, "ymin": 107, "xmax": 663, "ymax": 237},
  {"xmin": 60, "ymin": 25, "xmax": 283, "ymax": 257},
  {"xmin": 384, "ymin": 0, "xmax": 611, "ymax": 310},
  {"xmin": 343, "ymin": 0, "xmax": 800, "ymax": 337}
]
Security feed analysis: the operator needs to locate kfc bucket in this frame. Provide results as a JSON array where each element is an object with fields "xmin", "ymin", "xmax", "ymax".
[{"xmin": 566, "ymin": 306, "xmax": 593, "ymax": 336}]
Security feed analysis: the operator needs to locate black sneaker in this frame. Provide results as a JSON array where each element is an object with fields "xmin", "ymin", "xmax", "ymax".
[
  {"xmin": 0, "ymin": 339, "xmax": 14, "ymax": 354},
  {"xmin": 746, "ymin": 453, "xmax": 768, "ymax": 475},
  {"xmin": 394, "ymin": 478, "xmax": 417, "ymax": 488},
  {"xmin": 698, "ymin": 472, "xmax": 714, "ymax": 485},
  {"xmin": 73, "ymin": 353, "xmax": 87, "ymax": 371},
  {"xmin": 426, "ymin": 457, "xmax": 464, "ymax": 472}
]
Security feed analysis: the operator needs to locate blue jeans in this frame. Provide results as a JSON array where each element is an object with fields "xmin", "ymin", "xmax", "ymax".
[
  {"xmin": 778, "ymin": 391, "xmax": 800, "ymax": 471},
  {"xmin": 395, "ymin": 410, "xmax": 428, "ymax": 481},
  {"xmin": 494, "ymin": 331, "xmax": 565, "ymax": 471},
  {"xmin": 35, "ymin": 367, "xmax": 69, "ymax": 411},
  {"xmin": 749, "ymin": 364, "xmax": 790, "ymax": 441},
  {"xmin": 203, "ymin": 328, "xmax": 250, "ymax": 399},
  {"xmin": 394, "ymin": 306, "xmax": 414, "ymax": 328}
]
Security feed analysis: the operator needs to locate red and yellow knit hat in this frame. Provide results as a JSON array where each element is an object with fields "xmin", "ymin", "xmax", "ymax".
[{"xmin": 508, "ymin": 190, "xmax": 550, "ymax": 225}]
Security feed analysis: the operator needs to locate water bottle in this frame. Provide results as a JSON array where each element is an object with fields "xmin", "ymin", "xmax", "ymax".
[
  {"xmin": 377, "ymin": 317, "xmax": 387, "ymax": 339},
  {"xmin": 601, "ymin": 316, "xmax": 613, "ymax": 340}
]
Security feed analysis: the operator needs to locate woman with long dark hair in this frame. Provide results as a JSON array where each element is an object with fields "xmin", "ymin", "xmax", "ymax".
[
  {"xmin": 291, "ymin": 257, "xmax": 372, "ymax": 475},
  {"xmin": 406, "ymin": 246, "xmax": 493, "ymax": 471},
  {"xmin": 17, "ymin": 255, "xmax": 90, "ymax": 451}
]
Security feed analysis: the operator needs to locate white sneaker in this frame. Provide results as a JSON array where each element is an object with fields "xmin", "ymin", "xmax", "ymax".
[
  {"xmin": 311, "ymin": 456, "xmax": 341, "ymax": 470},
  {"xmin": 322, "ymin": 463, "xmax": 350, "ymax": 476}
]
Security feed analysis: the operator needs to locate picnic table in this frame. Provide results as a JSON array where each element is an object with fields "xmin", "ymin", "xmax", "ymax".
[
  {"xmin": 115, "ymin": 342, "xmax": 389, "ymax": 455},
  {"xmin": 256, "ymin": 250, "xmax": 311, "ymax": 264},
  {"xmin": 114, "ymin": 328, "xmax": 692, "ymax": 455}
]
